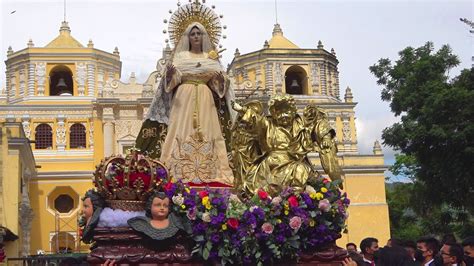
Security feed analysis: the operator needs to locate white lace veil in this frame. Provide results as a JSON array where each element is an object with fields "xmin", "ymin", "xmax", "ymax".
[{"xmin": 146, "ymin": 21, "xmax": 236, "ymax": 123}]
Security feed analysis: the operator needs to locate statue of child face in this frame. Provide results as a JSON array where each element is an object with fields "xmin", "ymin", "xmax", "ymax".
[
  {"xmin": 151, "ymin": 197, "xmax": 170, "ymax": 220},
  {"xmin": 82, "ymin": 198, "xmax": 94, "ymax": 225}
]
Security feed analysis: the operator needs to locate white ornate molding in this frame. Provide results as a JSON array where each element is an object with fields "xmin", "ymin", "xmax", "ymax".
[
  {"xmin": 21, "ymin": 116, "xmax": 31, "ymax": 139},
  {"xmin": 342, "ymin": 118, "xmax": 351, "ymax": 143},
  {"xmin": 76, "ymin": 62, "xmax": 87, "ymax": 96},
  {"xmin": 97, "ymin": 68, "xmax": 104, "ymax": 97},
  {"xmin": 56, "ymin": 116, "xmax": 66, "ymax": 150},
  {"xmin": 87, "ymin": 63, "xmax": 95, "ymax": 97},
  {"xmin": 89, "ymin": 119, "xmax": 94, "ymax": 149}
]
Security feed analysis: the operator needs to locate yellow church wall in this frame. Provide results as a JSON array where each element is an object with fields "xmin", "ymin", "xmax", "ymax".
[
  {"xmin": 93, "ymin": 118, "xmax": 105, "ymax": 164},
  {"xmin": 28, "ymin": 179, "xmax": 93, "ymax": 254}
]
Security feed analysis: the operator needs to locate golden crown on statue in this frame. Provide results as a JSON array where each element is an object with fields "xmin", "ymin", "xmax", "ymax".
[{"xmin": 93, "ymin": 150, "xmax": 169, "ymax": 211}]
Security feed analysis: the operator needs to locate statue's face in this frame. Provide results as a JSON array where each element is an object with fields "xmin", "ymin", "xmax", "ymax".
[
  {"xmin": 82, "ymin": 198, "xmax": 93, "ymax": 225},
  {"xmin": 272, "ymin": 106, "xmax": 296, "ymax": 127},
  {"xmin": 189, "ymin": 27, "xmax": 202, "ymax": 51},
  {"xmin": 151, "ymin": 197, "xmax": 170, "ymax": 220}
]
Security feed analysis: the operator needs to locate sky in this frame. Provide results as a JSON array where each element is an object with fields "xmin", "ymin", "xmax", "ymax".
[{"xmin": 1, "ymin": 0, "xmax": 473, "ymax": 181}]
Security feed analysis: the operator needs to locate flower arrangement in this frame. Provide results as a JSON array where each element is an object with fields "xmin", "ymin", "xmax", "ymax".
[{"xmin": 163, "ymin": 177, "xmax": 349, "ymax": 265}]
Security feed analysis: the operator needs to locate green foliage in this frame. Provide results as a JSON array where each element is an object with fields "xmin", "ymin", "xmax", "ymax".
[
  {"xmin": 370, "ymin": 42, "xmax": 474, "ymax": 212},
  {"xmin": 386, "ymin": 182, "xmax": 474, "ymax": 241}
]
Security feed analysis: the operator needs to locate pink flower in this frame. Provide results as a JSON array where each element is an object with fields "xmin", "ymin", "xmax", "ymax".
[
  {"xmin": 271, "ymin": 196, "xmax": 282, "ymax": 205},
  {"xmin": 261, "ymin": 222, "xmax": 274, "ymax": 234},
  {"xmin": 318, "ymin": 199, "xmax": 331, "ymax": 212},
  {"xmin": 289, "ymin": 216, "xmax": 302, "ymax": 232},
  {"xmin": 187, "ymin": 208, "xmax": 196, "ymax": 220}
]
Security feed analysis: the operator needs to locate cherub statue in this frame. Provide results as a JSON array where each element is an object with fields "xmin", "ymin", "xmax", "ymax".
[
  {"xmin": 231, "ymin": 95, "xmax": 318, "ymax": 195},
  {"xmin": 79, "ymin": 189, "xmax": 105, "ymax": 244},
  {"xmin": 303, "ymin": 105, "xmax": 342, "ymax": 185},
  {"xmin": 127, "ymin": 192, "xmax": 192, "ymax": 248}
]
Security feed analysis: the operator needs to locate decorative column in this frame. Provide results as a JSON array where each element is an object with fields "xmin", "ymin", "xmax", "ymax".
[
  {"xmin": 97, "ymin": 68, "xmax": 104, "ymax": 97},
  {"xmin": 265, "ymin": 62, "xmax": 273, "ymax": 93},
  {"xmin": 103, "ymin": 106, "xmax": 115, "ymax": 156},
  {"xmin": 9, "ymin": 71, "xmax": 16, "ymax": 100},
  {"xmin": 87, "ymin": 63, "xmax": 95, "ymax": 97},
  {"xmin": 103, "ymin": 122, "xmax": 115, "ymax": 157},
  {"xmin": 320, "ymin": 62, "xmax": 327, "ymax": 96},
  {"xmin": 56, "ymin": 115, "xmax": 67, "ymax": 151},
  {"xmin": 28, "ymin": 63, "xmax": 35, "ymax": 97},
  {"xmin": 76, "ymin": 62, "xmax": 87, "ymax": 96},
  {"xmin": 89, "ymin": 119, "xmax": 94, "ymax": 150},
  {"xmin": 35, "ymin": 62, "xmax": 46, "ymax": 96},
  {"xmin": 334, "ymin": 70, "xmax": 340, "ymax": 99},
  {"xmin": 311, "ymin": 62, "xmax": 320, "ymax": 94},
  {"xmin": 274, "ymin": 62, "xmax": 283, "ymax": 93},
  {"xmin": 19, "ymin": 67, "xmax": 26, "ymax": 97}
]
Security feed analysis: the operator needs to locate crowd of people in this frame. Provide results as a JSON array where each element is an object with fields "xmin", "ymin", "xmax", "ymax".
[{"xmin": 342, "ymin": 235, "xmax": 474, "ymax": 266}]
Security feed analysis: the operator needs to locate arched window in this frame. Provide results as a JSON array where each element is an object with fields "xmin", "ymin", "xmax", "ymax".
[
  {"xmin": 51, "ymin": 232, "xmax": 76, "ymax": 254},
  {"xmin": 285, "ymin": 65, "xmax": 308, "ymax": 95},
  {"xmin": 49, "ymin": 65, "xmax": 74, "ymax": 96},
  {"xmin": 35, "ymin": 124, "xmax": 53, "ymax": 149},
  {"xmin": 69, "ymin": 123, "xmax": 86, "ymax": 149}
]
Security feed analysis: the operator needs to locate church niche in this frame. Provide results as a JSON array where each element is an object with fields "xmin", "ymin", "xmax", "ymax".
[
  {"xmin": 285, "ymin": 65, "xmax": 308, "ymax": 95},
  {"xmin": 49, "ymin": 65, "xmax": 74, "ymax": 96}
]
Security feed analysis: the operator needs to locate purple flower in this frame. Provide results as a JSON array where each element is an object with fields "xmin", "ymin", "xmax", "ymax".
[
  {"xmin": 156, "ymin": 167, "xmax": 167, "ymax": 179},
  {"xmin": 210, "ymin": 233, "xmax": 220, "ymax": 244},
  {"xmin": 210, "ymin": 213, "xmax": 225, "ymax": 226}
]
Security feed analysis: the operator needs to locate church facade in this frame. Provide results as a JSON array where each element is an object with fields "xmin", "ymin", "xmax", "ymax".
[{"xmin": 0, "ymin": 20, "xmax": 389, "ymax": 256}]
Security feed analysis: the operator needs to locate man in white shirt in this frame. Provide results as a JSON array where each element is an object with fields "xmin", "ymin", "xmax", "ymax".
[{"xmin": 360, "ymin": 237, "xmax": 379, "ymax": 266}]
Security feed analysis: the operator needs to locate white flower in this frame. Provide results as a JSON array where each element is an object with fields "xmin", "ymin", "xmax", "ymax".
[
  {"xmin": 229, "ymin": 194, "xmax": 241, "ymax": 203},
  {"xmin": 305, "ymin": 185, "xmax": 316, "ymax": 194},
  {"xmin": 271, "ymin": 196, "xmax": 282, "ymax": 205},
  {"xmin": 202, "ymin": 212, "xmax": 211, "ymax": 222},
  {"xmin": 172, "ymin": 194, "xmax": 184, "ymax": 206}
]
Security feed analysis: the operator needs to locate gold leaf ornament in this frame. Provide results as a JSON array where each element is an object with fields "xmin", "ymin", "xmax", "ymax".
[{"xmin": 208, "ymin": 50, "xmax": 219, "ymax": 60}]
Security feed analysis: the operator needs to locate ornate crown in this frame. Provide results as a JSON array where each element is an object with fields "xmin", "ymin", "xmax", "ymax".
[
  {"xmin": 164, "ymin": 0, "xmax": 225, "ymax": 48},
  {"xmin": 268, "ymin": 94, "xmax": 297, "ymax": 114},
  {"xmin": 93, "ymin": 151, "xmax": 169, "ymax": 211}
]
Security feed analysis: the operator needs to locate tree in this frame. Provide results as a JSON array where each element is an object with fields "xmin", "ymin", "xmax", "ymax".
[{"xmin": 370, "ymin": 42, "xmax": 474, "ymax": 212}]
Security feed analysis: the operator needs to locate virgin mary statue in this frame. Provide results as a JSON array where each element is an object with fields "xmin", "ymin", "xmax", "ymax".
[{"xmin": 135, "ymin": 20, "xmax": 235, "ymax": 186}]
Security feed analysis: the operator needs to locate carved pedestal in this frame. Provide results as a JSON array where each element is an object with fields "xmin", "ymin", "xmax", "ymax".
[{"xmin": 87, "ymin": 227, "xmax": 197, "ymax": 265}]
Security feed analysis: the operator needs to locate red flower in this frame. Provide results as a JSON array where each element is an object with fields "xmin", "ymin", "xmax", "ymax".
[
  {"xmin": 322, "ymin": 178, "xmax": 330, "ymax": 184},
  {"xmin": 198, "ymin": 190, "xmax": 209, "ymax": 199},
  {"xmin": 257, "ymin": 189, "xmax": 269, "ymax": 200},
  {"xmin": 227, "ymin": 218, "xmax": 239, "ymax": 229},
  {"xmin": 288, "ymin": 195, "xmax": 299, "ymax": 207},
  {"xmin": 164, "ymin": 182, "xmax": 173, "ymax": 191}
]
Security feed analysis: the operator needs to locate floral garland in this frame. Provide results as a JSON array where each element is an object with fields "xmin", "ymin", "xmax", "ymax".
[{"xmin": 163, "ymin": 177, "xmax": 350, "ymax": 265}]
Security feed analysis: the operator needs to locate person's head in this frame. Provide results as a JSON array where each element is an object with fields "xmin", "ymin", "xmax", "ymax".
[
  {"xmin": 269, "ymin": 94, "xmax": 297, "ymax": 127},
  {"xmin": 402, "ymin": 240, "xmax": 417, "ymax": 260},
  {"xmin": 346, "ymin": 242, "xmax": 358, "ymax": 253},
  {"xmin": 376, "ymin": 246, "xmax": 414, "ymax": 266},
  {"xmin": 387, "ymin": 238, "xmax": 402, "ymax": 247},
  {"xmin": 360, "ymin": 237, "xmax": 379, "ymax": 258},
  {"xmin": 461, "ymin": 236, "xmax": 474, "ymax": 265},
  {"xmin": 442, "ymin": 234, "xmax": 457, "ymax": 245},
  {"xmin": 416, "ymin": 237, "xmax": 440, "ymax": 261},
  {"xmin": 440, "ymin": 242, "xmax": 463, "ymax": 265},
  {"xmin": 146, "ymin": 191, "xmax": 170, "ymax": 220},
  {"xmin": 188, "ymin": 25, "xmax": 202, "ymax": 52}
]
